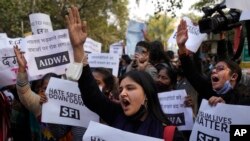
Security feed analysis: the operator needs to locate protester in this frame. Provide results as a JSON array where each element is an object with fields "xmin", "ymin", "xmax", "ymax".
[
  {"xmin": 176, "ymin": 19, "xmax": 250, "ymax": 106},
  {"xmin": 14, "ymin": 45, "xmax": 92, "ymax": 141},
  {"xmin": 0, "ymin": 91, "xmax": 11, "ymax": 141},
  {"xmin": 149, "ymin": 40, "xmax": 170, "ymax": 67},
  {"xmin": 155, "ymin": 63, "xmax": 194, "ymax": 140},
  {"xmin": 66, "ymin": 6, "xmax": 185, "ymax": 140},
  {"xmin": 126, "ymin": 41, "xmax": 158, "ymax": 80},
  {"xmin": 92, "ymin": 67, "xmax": 120, "ymax": 103},
  {"xmin": 118, "ymin": 54, "xmax": 132, "ymax": 78}
]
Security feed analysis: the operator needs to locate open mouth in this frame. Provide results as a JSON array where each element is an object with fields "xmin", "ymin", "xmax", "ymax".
[
  {"xmin": 211, "ymin": 76, "xmax": 219, "ymax": 82},
  {"xmin": 121, "ymin": 99, "xmax": 130, "ymax": 107}
]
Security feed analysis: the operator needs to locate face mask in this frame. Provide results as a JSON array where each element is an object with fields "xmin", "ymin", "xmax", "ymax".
[
  {"xmin": 65, "ymin": 62, "xmax": 83, "ymax": 81},
  {"xmin": 214, "ymin": 80, "xmax": 232, "ymax": 95}
]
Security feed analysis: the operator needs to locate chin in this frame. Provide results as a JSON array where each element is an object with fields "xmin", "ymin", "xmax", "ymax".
[{"xmin": 212, "ymin": 85, "xmax": 222, "ymax": 91}]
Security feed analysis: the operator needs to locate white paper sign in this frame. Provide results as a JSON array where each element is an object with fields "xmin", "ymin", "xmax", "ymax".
[
  {"xmin": 0, "ymin": 45, "xmax": 42, "ymax": 87},
  {"xmin": 83, "ymin": 121, "xmax": 163, "ymax": 141},
  {"xmin": 126, "ymin": 20, "xmax": 146, "ymax": 56},
  {"xmin": 226, "ymin": 0, "xmax": 250, "ymax": 11},
  {"xmin": 158, "ymin": 90, "xmax": 193, "ymax": 131},
  {"xmin": 190, "ymin": 99, "xmax": 250, "ymax": 141},
  {"xmin": 84, "ymin": 37, "xmax": 102, "ymax": 53},
  {"xmin": 168, "ymin": 17, "xmax": 207, "ymax": 53},
  {"xmin": 240, "ymin": 11, "xmax": 250, "ymax": 21},
  {"xmin": 0, "ymin": 33, "xmax": 7, "ymax": 39},
  {"xmin": 109, "ymin": 40, "xmax": 123, "ymax": 58},
  {"xmin": 42, "ymin": 78, "xmax": 99, "ymax": 128},
  {"xmin": 29, "ymin": 13, "xmax": 53, "ymax": 34},
  {"xmin": 88, "ymin": 53, "xmax": 119, "ymax": 76},
  {"xmin": 0, "ymin": 37, "xmax": 25, "ymax": 51},
  {"xmin": 25, "ymin": 29, "xmax": 73, "ymax": 76}
]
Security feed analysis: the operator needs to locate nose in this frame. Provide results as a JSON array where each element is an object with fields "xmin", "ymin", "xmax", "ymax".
[
  {"xmin": 211, "ymin": 68, "xmax": 217, "ymax": 74},
  {"xmin": 119, "ymin": 89, "xmax": 128, "ymax": 98}
]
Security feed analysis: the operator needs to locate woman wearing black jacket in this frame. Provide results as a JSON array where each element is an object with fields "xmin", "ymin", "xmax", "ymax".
[{"xmin": 66, "ymin": 6, "xmax": 185, "ymax": 141}]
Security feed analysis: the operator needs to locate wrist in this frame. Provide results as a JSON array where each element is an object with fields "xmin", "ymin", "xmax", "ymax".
[
  {"xmin": 178, "ymin": 48, "xmax": 187, "ymax": 55},
  {"xmin": 18, "ymin": 67, "xmax": 26, "ymax": 73}
]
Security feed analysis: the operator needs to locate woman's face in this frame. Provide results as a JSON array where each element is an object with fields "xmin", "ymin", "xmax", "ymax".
[
  {"xmin": 38, "ymin": 79, "xmax": 49, "ymax": 94},
  {"xmin": 119, "ymin": 77, "xmax": 146, "ymax": 116},
  {"xmin": 157, "ymin": 68, "xmax": 171, "ymax": 87},
  {"xmin": 211, "ymin": 61, "xmax": 232, "ymax": 90},
  {"xmin": 92, "ymin": 71, "xmax": 105, "ymax": 90}
]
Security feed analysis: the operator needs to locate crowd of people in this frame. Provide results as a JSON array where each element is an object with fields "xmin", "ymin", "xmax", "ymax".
[{"xmin": 1, "ymin": 6, "xmax": 250, "ymax": 141}]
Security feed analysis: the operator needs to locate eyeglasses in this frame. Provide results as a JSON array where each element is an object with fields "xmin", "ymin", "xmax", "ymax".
[{"xmin": 212, "ymin": 65, "xmax": 228, "ymax": 72}]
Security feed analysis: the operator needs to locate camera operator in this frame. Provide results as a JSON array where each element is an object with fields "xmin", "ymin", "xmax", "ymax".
[{"xmin": 126, "ymin": 41, "xmax": 158, "ymax": 81}]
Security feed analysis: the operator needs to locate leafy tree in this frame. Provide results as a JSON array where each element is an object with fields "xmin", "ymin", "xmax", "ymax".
[
  {"xmin": 147, "ymin": 14, "xmax": 176, "ymax": 48},
  {"xmin": 0, "ymin": 0, "xmax": 128, "ymax": 52},
  {"xmin": 136, "ymin": 0, "xmax": 183, "ymax": 17},
  {"xmin": 190, "ymin": 0, "xmax": 223, "ymax": 12}
]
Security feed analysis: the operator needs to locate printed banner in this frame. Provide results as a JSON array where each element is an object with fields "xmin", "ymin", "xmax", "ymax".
[
  {"xmin": 168, "ymin": 17, "xmax": 207, "ymax": 53},
  {"xmin": 24, "ymin": 29, "xmax": 73, "ymax": 76},
  {"xmin": 158, "ymin": 90, "xmax": 193, "ymax": 131},
  {"xmin": 83, "ymin": 121, "xmax": 163, "ymax": 141},
  {"xmin": 189, "ymin": 99, "xmax": 250, "ymax": 141},
  {"xmin": 29, "ymin": 13, "xmax": 53, "ymax": 34},
  {"xmin": 88, "ymin": 53, "xmax": 119, "ymax": 77},
  {"xmin": 84, "ymin": 37, "xmax": 102, "ymax": 53},
  {"xmin": 42, "ymin": 77, "xmax": 99, "ymax": 128}
]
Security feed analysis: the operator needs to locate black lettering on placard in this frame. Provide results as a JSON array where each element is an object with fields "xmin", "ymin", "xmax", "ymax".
[
  {"xmin": 35, "ymin": 51, "xmax": 70, "ymax": 70},
  {"xmin": 90, "ymin": 136, "xmax": 106, "ymax": 141},
  {"xmin": 197, "ymin": 131, "xmax": 219, "ymax": 141},
  {"xmin": 230, "ymin": 125, "xmax": 250, "ymax": 141},
  {"xmin": 166, "ymin": 113, "xmax": 185, "ymax": 126},
  {"xmin": 60, "ymin": 106, "xmax": 80, "ymax": 120},
  {"xmin": 37, "ymin": 28, "xmax": 49, "ymax": 34}
]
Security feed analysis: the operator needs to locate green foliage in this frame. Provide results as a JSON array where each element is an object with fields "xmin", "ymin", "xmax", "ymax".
[
  {"xmin": 147, "ymin": 14, "xmax": 176, "ymax": 47},
  {"xmin": 0, "ymin": 0, "xmax": 128, "ymax": 52},
  {"xmin": 190, "ymin": 0, "xmax": 222, "ymax": 12}
]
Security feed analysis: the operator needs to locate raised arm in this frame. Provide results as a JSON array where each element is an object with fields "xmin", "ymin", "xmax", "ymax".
[
  {"xmin": 66, "ymin": 6, "xmax": 121, "ymax": 124},
  {"xmin": 14, "ymin": 45, "xmax": 41, "ymax": 117},
  {"xmin": 176, "ymin": 20, "xmax": 215, "ymax": 101}
]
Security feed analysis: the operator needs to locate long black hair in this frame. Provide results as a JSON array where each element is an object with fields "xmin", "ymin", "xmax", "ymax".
[{"xmin": 120, "ymin": 70, "xmax": 171, "ymax": 125}]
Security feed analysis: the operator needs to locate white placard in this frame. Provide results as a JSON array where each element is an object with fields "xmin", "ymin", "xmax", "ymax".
[
  {"xmin": 88, "ymin": 53, "xmax": 119, "ymax": 77},
  {"xmin": 83, "ymin": 121, "xmax": 163, "ymax": 141},
  {"xmin": 189, "ymin": 99, "xmax": 250, "ymax": 141},
  {"xmin": 168, "ymin": 17, "xmax": 207, "ymax": 53},
  {"xmin": 0, "ymin": 46, "xmax": 42, "ymax": 87},
  {"xmin": 240, "ymin": 11, "xmax": 250, "ymax": 21},
  {"xmin": 226, "ymin": 0, "xmax": 250, "ymax": 11},
  {"xmin": 24, "ymin": 29, "xmax": 73, "ymax": 77},
  {"xmin": 0, "ymin": 37, "xmax": 25, "ymax": 51},
  {"xmin": 158, "ymin": 90, "xmax": 193, "ymax": 131},
  {"xmin": 29, "ymin": 13, "xmax": 53, "ymax": 34},
  {"xmin": 126, "ymin": 20, "xmax": 146, "ymax": 56},
  {"xmin": 42, "ymin": 77, "xmax": 99, "ymax": 128},
  {"xmin": 109, "ymin": 40, "xmax": 123, "ymax": 58},
  {"xmin": 84, "ymin": 37, "xmax": 102, "ymax": 53},
  {"xmin": 0, "ymin": 33, "xmax": 7, "ymax": 39}
]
